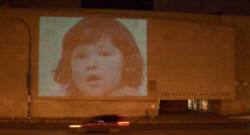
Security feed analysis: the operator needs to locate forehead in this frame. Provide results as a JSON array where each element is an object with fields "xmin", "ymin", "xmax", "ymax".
[{"xmin": 73, "ymin": 36, "xmax": 117, "ymax": 52}]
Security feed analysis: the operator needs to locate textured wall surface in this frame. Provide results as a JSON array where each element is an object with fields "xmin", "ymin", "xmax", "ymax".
[
  {"xmin": 148, "ymin": 19, "xmax": 235, "ymax": 99},
  {"xmin": 0, "ymin": 15, "xmax": 28, "ymax": 117},
  {"xmin": 218, "ymin": 16, "xmax": 250, "ymax": 114},
  {"xmin": 0, "ymin": 8, "xmax": 247, "ymax": 117},
  {"xmin": 31, "ymin": 99, "xmax": 158, "ymax": 117}
]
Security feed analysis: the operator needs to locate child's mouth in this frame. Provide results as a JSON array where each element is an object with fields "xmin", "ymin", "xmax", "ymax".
[{"xmin": 86, "ymin": 75, "xmax": 101, "ymax": 82}]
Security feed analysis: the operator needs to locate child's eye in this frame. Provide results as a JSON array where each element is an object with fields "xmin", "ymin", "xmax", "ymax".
[
  {"xmin": 74, "ymin": 54, "xmax": 86, "ymax": 59},
  {"xmin": 99, "ymin": 51, "xmax": 111, "ymax": 57}
]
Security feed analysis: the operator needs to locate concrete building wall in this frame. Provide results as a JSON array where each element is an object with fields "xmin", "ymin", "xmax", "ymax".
[
  {"xmin": 0, "ymin": 8, "xmax": 248, "ymax": 117},
  {"xmin": 154, "ymin": 0, "xmax": 250, "ymax": 115},
  {"xmin": 151, "ymin": 13, "xmax": 250, "ymax": 115},
  {"xmin": 219, "ymin": 16, "xmax": 250, "ymax": 115},
  {"xmin": 0, "ymin": 8, "xmax": 161, "ymax": 118},
  {"xmin": 0, "ymin": 16, "xmax": 28, "ymax": 117},
  {"xmin": 31, "ymin": 99, "xmax": 157, "ymax": 117}
]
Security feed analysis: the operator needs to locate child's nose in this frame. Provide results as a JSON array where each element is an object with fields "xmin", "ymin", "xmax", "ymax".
[
  {"xmin": 86, "ymin": 64, "xmax": 97, "ymax": 71},
  {"xmin": 86, "ymin": 57, "xmax": 98, "ymax": 71}
]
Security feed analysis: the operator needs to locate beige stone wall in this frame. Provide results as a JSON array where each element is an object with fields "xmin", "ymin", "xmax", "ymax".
[
  {"xmin": 145, "ymin": 11, "xmax": 249, "ymax": 114},
  {"xmin": 0, "ymin": 8, "xmax": 248, "ymax": 117},
  {"xmin": 0, "ymin": 8, "xmax": 161, "ymax": 118},
  {"xmin": 31, "ymin": 99, "xmax": 157, "ymax": 117},
  {"xmin": 219, "ymin": 16, "xmax": 250, "ymax": 115},
  {"xmin": 164, "ymin": 14, "xmax": 250, "ymax": 115},
  {"xmin": 181, "ymin": 14, "xmax": 250, "ymax": 115},
  {"xmin": 148, "ymin": 19, "xmax": 235, "ymax": 99},
  {"xmin": 0, "ymin": 15, "xmax": 28, "ymax": 117}
]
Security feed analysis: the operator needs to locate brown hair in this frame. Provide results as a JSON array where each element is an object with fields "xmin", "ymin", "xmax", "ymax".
[{"xmin": 53, "ymin": 17, "xmax": 144, "ymax": 96}]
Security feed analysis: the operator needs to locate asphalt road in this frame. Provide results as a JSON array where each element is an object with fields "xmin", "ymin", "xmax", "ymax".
[{"xmin": 0, "ymin": 123, "xmax": 249, "ymax": 135}]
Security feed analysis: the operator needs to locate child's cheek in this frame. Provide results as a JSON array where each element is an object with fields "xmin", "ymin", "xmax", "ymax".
[{"xmin": 72, "ymin": 60, "xmax": 84, "ymax": 73}]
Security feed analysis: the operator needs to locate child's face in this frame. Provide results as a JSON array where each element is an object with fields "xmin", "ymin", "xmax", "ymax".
[{"xmin": 71, "ymin": 36, "xmax": 123, "ymax": 96}]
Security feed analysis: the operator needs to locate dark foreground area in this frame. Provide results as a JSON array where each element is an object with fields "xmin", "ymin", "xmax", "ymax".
[
  {"xmin": 0, "ymin": 123, "xmax": 250, "ymax": 135},
  {"xmin": 0, "ymin": 112, "xmax": 249, "ymax": 135}
]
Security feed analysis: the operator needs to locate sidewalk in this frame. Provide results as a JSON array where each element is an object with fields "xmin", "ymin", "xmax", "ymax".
[
  {"xmin": 130, "ymin": 112, "xmax": 250, "ymax": 124},
  {"xmin": 0, "ymin": 112, "xmax": 249, "ymax": 125}
]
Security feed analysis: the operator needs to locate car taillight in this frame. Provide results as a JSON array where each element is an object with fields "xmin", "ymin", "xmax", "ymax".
[
  {"xmin": 117, "ymin": 121, "xmax": 130, "ymax": 126},
  {"xmin": 69, "ymin": 124, "xmax": 82, "ymax": 128}
]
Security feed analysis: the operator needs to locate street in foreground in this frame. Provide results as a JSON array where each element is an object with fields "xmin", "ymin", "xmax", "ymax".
[{"xmin": 0, "ymin": 123, "xmax": 249, "ymax": 135}]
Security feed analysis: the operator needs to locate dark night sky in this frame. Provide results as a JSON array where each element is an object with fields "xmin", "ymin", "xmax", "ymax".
[{"xmin": 1, "ymin": 0, "xmax": 250, "ymax": 15}]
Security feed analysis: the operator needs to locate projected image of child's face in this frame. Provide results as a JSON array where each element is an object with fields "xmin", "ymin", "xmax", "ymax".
[{"xmin": 71, "ymin": 36, "xmax": 123, "ymax": 96}]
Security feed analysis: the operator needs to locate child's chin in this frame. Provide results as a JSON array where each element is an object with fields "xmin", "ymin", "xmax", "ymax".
[{"xmin": 84, "ymin": 89, "xmax": 106, "ymax": 96}]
